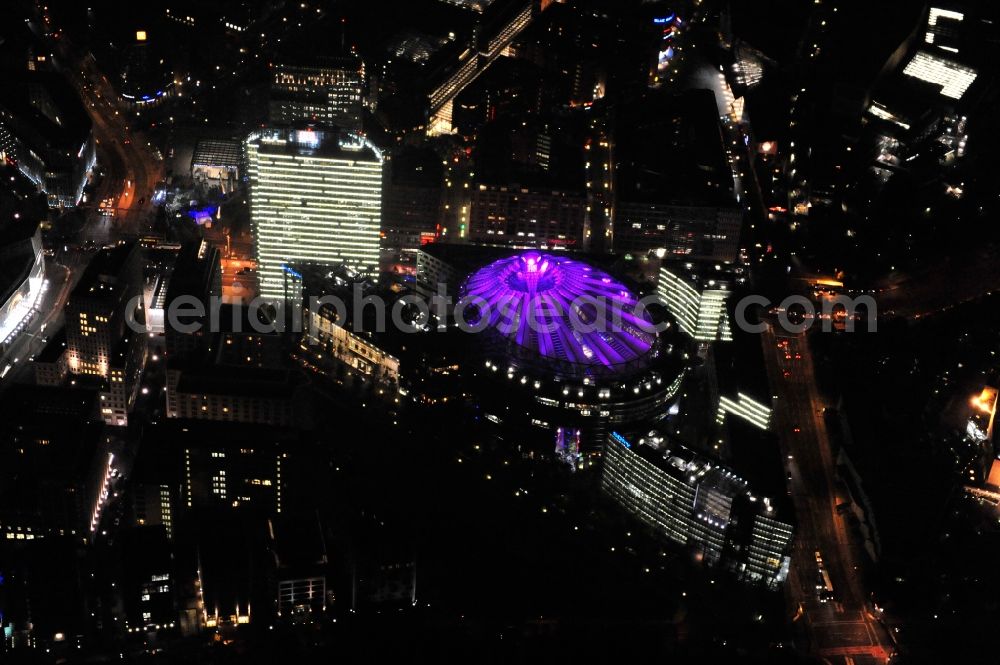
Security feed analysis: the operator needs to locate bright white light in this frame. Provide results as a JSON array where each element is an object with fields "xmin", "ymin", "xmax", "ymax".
[{"xmin": 903, "ymin": 51, "xmax": 976, "ymax": 99}]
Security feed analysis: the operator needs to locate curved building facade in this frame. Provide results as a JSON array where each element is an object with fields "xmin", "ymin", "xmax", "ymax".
[
  {"xmin": 601, "ymin": 431, "xmax": 793, "ymax": 588},
  {"xmin": 460, "ymin": 251, "xmax": 686, "ymax": 450},
  {"xmin": 0, "ymin": 221, "xmax": 45, "ymax": 355}
]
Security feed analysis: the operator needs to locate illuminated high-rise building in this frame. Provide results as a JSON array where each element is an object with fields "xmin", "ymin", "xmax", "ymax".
[
  {"xmin": 247, "ymin": 128, "xmax": 383, "ymax": 300},
  {"xmin": 657, "ymin": 261, "xmax": 739, "ymax": 343}
]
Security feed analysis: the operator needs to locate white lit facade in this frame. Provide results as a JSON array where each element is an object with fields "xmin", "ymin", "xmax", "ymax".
[
  {"xmin": 903, "ymin": 51, "xmax": 976, "ymax": 100},
  {"xmin": 657, "ymin": 264, "xmax": 733, "ymax": 342},
  {"xmin": 248, "ymin": 129, "xmax": 383, "ymax": 300},
  {"xmin": 601, "ymin": 432, "xmax": 792, "ymax": 588},
  {"xmin": 925, "ymin": 7, "xmax": 964, "ymax": 50},
  {"xmin": 0, "ymin": 225, "xmax": 45, "ymax": 353},
  {"xmin": 305, "ymin": 303, "xmax": 401, "ymax": 387},
  {"xmin": 717, "ymin": 392, "xmax": 772, "ymax": 431}
]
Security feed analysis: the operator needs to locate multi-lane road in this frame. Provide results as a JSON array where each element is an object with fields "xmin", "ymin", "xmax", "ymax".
[
  {"xmin": 67, "ymin": 52, "xmax": 163, "ymax": 242},
  {"xmin": 0, "ymin": 33, "xmax": 163, "ymax": 386},
  {"xmin": 762, "ymin": 325, "xmax": 894, "ymax": 663}
]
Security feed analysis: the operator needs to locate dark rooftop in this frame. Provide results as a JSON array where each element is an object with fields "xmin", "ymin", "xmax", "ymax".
[
  {"xmin": 724, "ymin": 417, "xmax": 794, "ymax": 519},
  {"xmin": 710, "ymin": 313, "xmax": 772, "ymax": 405},
  {"xmin": 72, "ymin": 241, "xmax": 138, "ymax": 298},
  {"xmin": 614, "ymin": 89, "xmax": 736, "ymax": 207},
  {"xmin": 174, "ymin": 364, "xmax": 300, "ymax": 399},
  {"xmin": 165, "ymin": 239, "xmax": 220, "ymax": 304},
  {"xmin": 387, "ymin": 145, "xmax": 444, "ymax": 187},
  {"xmin": 0, "ymin": 69, "xmax": 93, "ymax": 159},
  {"xmin": 35, "ymin": 327, "xmax": 67, "ymax": 364}
]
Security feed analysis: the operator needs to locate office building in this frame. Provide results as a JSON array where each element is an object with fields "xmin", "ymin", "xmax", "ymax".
[
  {"xmin": 163, "ymin": 240, "xmax": 223, "ymax": 363},
  {"xmin": 615, "ymin": 202, "xmax": 743, "ymax": 262},
  {"xmin": 212, "ymin": 304, "xmax": 286, "ymax": 369},
  {"xmin": 99, "ymin": 328, "xmax": 146, "ymax": 427},
  {"xmin": 0, "ymin": 202, "xmax": 45, "ymax": 356},
  {"xmin": 116, "ymin": 29, "xmax": 175, "ymax": 109},
  {"xmin": 464, "ymin": 113, "xmax": 590, "ymax": 248},
  {"xmin": 716, "ymin": 392, "xmax": 772, "ymax": 432},
  {"xmin": 903, "ymin": 50, "xmax": 976, "ymax": 101},
  {"xmin": 468, "ymin": 183, "xmax": 588, "ymax": 249},
  {"xmin": 33, "ymin": 330, "xmax": 68, "ymax": 387},
  {"xmin": 66, "ymin": 242, "xmax": 143, "ymax": 378},
  {"xmin": 166, "ymin": 364, "xmax": 305, "ymax": 427},
  {"xmin": 612, "ymin": 90, "xmax": 742, "ymax": 262},
  {"xmin": 115, "ymin": 527, "xmax": 177, "ymax": 635},
  {"xmin": 173, "ymin": 512, "xmax": 272, "ymax": 629},
  {"xmin": 380, "ymin": 146, "xmax": 443, "ymax": 253},
  {"xmin": 304, "ymin": 300, "xmax": 401, "ymax": 389},
  {"xmin": 271, "ymin": 516, "xmax": 331, "ymax": 621},
  {"xmin": 709, "ymin": 322, "xmax": 774, "ymax": 435},
  {"xmin": 0, "ymin": 71, "xmax": 96, "ymax": 207},
  {"xmin": 415, "ymin": 244, "xmax": 463, "ymax": 301},
  {"xmin": 163, "ymin": 241, "xmax": 301, "ymax": 427},
  {"xmin": 270, "ymin": 56, "xmax": 365, "ymax": 132},
  {"xmin": 132, "ymin": 420, "xmax": 296, "ymax": 519},
  {"xmin": 657, "ymin": 261, "xmax": 739, "ymax": 343},
  {"xmin": 157, "ymin": 241, "xmax": 280, "ymax": 368},
  {"xmin": 130, "ymin": 471, "xmax": 179, "ymax": 541},
  {"xmin": 280, "ymin": 262, "xmax": 401, "ymax": 393},
  {"xmin": 247, "ymin": 128, "xmax": 383, "ymax": 300},
  {"xmin": 64, "ymin": 243, "xmax": 146, "ymax": 426},
  {"xmin": 0, "ymin": 385, "xmax": 108, "ymax": 536},
  {"xmin": 348, "ymin": 514, "xmax": 418, "ymax": 612},
  {"xmin": 601, "ymin": 431, "xmax": 792, "ymax": 588},
  {"xmin": 865, "ymin": 6, "xmax": 983, "ymax": 180},
  {"xmin": 182, "ymin": 427, "xmax": 287, "ymax": 514},
  {"xmin": 426, "ymin": 0, "xmax": 537, "ymax": 135}
]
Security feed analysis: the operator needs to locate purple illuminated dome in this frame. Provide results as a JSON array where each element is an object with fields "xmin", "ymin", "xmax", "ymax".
[{"xmin": 460, "ymin": 252, "xmax": 657, "ymax": 377}]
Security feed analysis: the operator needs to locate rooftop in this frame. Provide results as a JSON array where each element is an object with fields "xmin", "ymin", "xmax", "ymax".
[
  {"xmin": 0, "ymin": 69, "xmax": 93, "ymax": 159},
  {"xmin": 461, "ymin": 252, "xmax": 657, "ymax": 377},
  {"xmin": 710, "ymin": 313, "xmax": 772, "ymax": 405},
  {"xmin": 191, "ymin": 138, "xmax": 241, "ymax": 169},
  {"xmin": 165, "ymin": 240, "xmax": 219, "ymax": 304},
  {"xmin": 614, "ymin": 89, "xmax": 736, "ymax": 208},
  {"xmin": 250, "ymin": 127, "xmax": 382, "ymax": 163},
  {"xmin": 35, "ymin": 328, "xmax": 67, "ymax": 364},
  {"xmin": 72, "ymin": 241, "xmax": 138, "ymax": 299},
  {"xmin": 660, "ymin": 259, "xmax": 744, "ymax": 291},
  {"xmin": 174, "ymin": 365, "xmax": 301, "ymax": 399}
]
